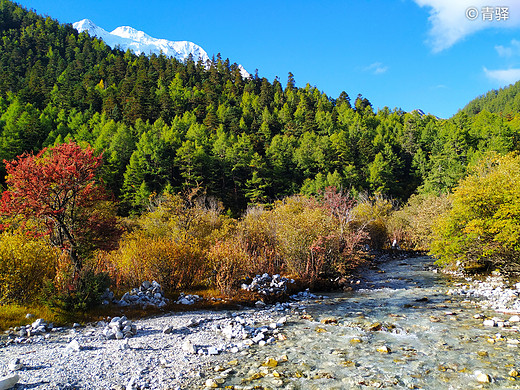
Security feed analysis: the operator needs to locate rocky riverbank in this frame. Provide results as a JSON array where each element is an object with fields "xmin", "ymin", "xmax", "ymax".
[
  {"xmin": 0, "ymin": 290, "xmax": 323, "ymax": 390},
  {"xmin": 3, "ymin": 258, "xmax": 520, "ymax": 389}
]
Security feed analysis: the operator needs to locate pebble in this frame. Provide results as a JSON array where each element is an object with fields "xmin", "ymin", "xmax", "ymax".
[{"xmin": 182, "ymin": 339, "xmax": 197, "ymax": 354}]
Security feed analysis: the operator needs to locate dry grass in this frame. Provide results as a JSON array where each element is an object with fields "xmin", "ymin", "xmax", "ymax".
[{"xmin": 0, "ymin": 303, "xmax": 64, "ymax": 330}]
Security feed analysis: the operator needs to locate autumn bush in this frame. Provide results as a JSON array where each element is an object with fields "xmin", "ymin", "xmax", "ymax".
[
  {"xmin": 351, "ymin": 194, "xmax": 394, "ymax": 250},
  {"xmin": 269, "ymin": 196, "xmax": 337, "ymax": 280},
  {"xmin": 98, "ymin": 231, "xmax": 208, "ymax": 293},
  {"xmin": 137, "ymin": 191, "xmax": 234, "ymax": 248},
  {"xmin": 0, "ymin": 231, "xmax": 58, "ymax": 304},
  {"xmin": 388, "ymin": 193, "xmax": 451, "ymax": 251},
  {"xmin": 236, "ymin": 205, "xmax": 280, "ymax": 275},
  {"xmin": 207, "ymin": 239, "xmax": 251, "ymax": 294},
  {"xmin": 431, "ymin": 153, "xmax": 520, "ymax": 273}
]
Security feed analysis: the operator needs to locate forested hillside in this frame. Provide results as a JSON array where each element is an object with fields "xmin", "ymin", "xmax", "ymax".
[
  {"xmin": 1, "ymin": 0, "xmax": 520, "ymax": 216},
  {"xmin": 463, "ymin": 80, "xmax": 520, "ymax": 116}
]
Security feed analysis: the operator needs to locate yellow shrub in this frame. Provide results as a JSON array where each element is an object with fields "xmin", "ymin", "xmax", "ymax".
[
  {"xmin": 351, "ymin": 194, "xmax": 394, "ymax": 250},
  {"xmin": 98, "ymin": 231, "xmax": 208, "ymax": 293},
  {"xmin": 389, "ymin": 193, "xmax": 451, "ymax": 250},
  {"xmin": 271, "ymin": 196, "xmax": 337, "ymax": 279},
  {"xmin": 0, "ymin": 231, "xmax": 58, "ymax": 304},
  {"xmin": 137, "ymin": 192, "xmax": 234, "ymax": 249},
  {"xmin": 431, "ymin": 153, "xmax": 520, "ymax": 272}
]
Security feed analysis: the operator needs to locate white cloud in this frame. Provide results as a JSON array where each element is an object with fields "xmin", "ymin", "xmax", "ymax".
[
  {"xmin": 364, "ymin": 62, "xmax": 388, "ymax": 75},
  {"xmin": 495, "ymin": 39, "xmax": 520, "ymax": 57},
  {"xmin": 413, "ymin": 1, "xmax": 520, "ymax": 52},
  {"xmin": 484, "ymin": 67, "xmax": 520, "ymax": 84}
]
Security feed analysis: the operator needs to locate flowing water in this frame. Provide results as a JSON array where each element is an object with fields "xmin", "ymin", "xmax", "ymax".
[{"xmin": 218, "ymin": 256, "xmax": 520, "ymax": 389}]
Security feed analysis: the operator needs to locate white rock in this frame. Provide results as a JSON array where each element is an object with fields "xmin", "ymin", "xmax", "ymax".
[
  {"xmin": 0, "ymin": 374, "xmax": 19, "ymax": 390},
  {"xmin": 119, "ymin": 339, "xmax": 130, "ymax": 350},
  {"xmin": 483, "ymin": 319, "xmax": 495, "ymax": 327},
  {"xmin": 475, "ymin": 371, "xmax": 491, "ymax": 383},
  {"xmin": 182, "ymin": 339, "xmax": 197, "ymax": 354},
  {"xmin": 7, "ymin": 359, "xmax": 22, "ymax": 371},
  {"xmin": 163, "ymin": 326, "xmax": 173, "ymax": 334},
  {"xmin": 252, "ymin": 333, "xmax": 265, "ymax": 343},
  {"xmin": 66, "ymin": 339, "xmax": 81, "ymax": 352},
  {"xmin": 31, "ymin": 318, "xmax": 45, "ymax": 328},
  {"xmin": 510, "ymin": 315, "xmax": 520, "ymax": 322},
  {"xmin": 207, "ymin": 346, "xmax": 219, "ymax": 355}
]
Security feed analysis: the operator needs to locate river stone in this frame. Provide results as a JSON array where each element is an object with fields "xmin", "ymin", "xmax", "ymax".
[
  {"xmin": 509, "ymin": 369, "xmax": 519, "ymax": 377},
  {"xmin": 376, "ymin": 345, "xmax": 391, "ymax": 353},
  {"xmin": 510, "ymin": 315, "xmax": 520, "ymax": 323},
  {"xmin": 475, "ymin": 371, "xmax": 491, "ymax": 383},
  {"xmin": 0, "ymin": 374, "xmax": 19, "ymax": 390},
  {"xmin": 321, "ymin": 317, "xmax": 338, "ymax": 325},
  {"xmin": 162, "ymin": 325, "xmax": 173, "ymax": 334},
  {"xmin": 31, "ymin": 318, "xmax": 46, "ymax": 328},
  {"xmin": 263, "ymin": 357, "xmax": 278, "ymax": 367},
  {"xmin": 205, "ymin": 378, "xmax": 218, "ymax": 388},
  {"xmin": 483, "ymin": 319, "xmax": 495, "ymax": 327},
  {"xmin": 368, "ymin": 322, "xmax": 382, "ymax": 331}
]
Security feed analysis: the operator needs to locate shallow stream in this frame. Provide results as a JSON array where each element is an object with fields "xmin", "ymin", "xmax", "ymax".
[{"xmin": 218, "ymin": 256, "xmax": 520, "ymax": 389}]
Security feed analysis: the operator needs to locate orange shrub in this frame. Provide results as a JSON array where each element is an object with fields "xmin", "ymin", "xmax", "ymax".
[
  {"xmin": 237, "ymin": 206, "xmax": 280, "ymax": 275},
  {"xmin": 207, "ymin": 239, "xmax": 251, "ymax": 294}
]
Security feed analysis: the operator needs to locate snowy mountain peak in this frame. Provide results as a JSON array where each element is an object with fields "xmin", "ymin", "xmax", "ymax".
[
  {"xmin": 74, "ymin": 19, "xmax": 109, "ymax": 39},
  {"xmin": 73, "ymin": 19, "xmax": 250, "ymax": 78},
  {"xmin": 111, "ymin": 26, "xmax": 150, "ymax": 41},
  {"xmin": 74, "ymin": 18, "xmax": 96, "ymax": 31}
]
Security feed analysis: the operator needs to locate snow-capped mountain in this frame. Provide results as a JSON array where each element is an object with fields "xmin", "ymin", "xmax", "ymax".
[{"xmin": 73, "ymin": 19, "xmax": 249, "ymax": 78}]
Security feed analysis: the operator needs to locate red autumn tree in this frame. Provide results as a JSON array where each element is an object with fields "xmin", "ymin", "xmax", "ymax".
[{"xmin": 0, "ymin": 142, "xmax": 118, "ymax": 273}]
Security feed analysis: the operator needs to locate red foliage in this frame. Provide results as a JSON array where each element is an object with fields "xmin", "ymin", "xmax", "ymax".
[
  {"xmin": 0, "ymin": 142, "xmax": 118, "ymax": 271},
  {"xmin": 321, "ymin": 186, "xmax": 356, "ymax": 233}
]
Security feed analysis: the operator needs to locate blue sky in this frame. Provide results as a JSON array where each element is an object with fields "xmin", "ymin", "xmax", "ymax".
[{"xmin": 17, "ymin": 0, "xmax": 520, "ymax": 118}]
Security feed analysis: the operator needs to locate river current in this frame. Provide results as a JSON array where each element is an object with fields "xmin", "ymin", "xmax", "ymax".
[{"xmin": 218, "ymin": 256, "xmax": 520, "ymax": 389}]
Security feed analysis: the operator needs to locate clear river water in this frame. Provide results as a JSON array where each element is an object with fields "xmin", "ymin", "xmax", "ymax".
[{"xmin": 217, "ymin": 255, "xmax": 520, "ymax": 389}]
